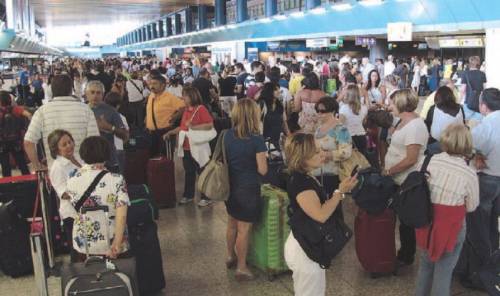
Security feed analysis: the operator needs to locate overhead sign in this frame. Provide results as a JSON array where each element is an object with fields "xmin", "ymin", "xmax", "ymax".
[
  {"xmin": 439, "ymin": 37, "xmax": 484, "ymax": 48},
  {"xmin": 355, "ymin": 36, "xmax": 376, "ymax": 46},
  {"xmin": 387, "ymin": 22, "xmax": 413, "ymax": 42},
  {"xmin": 306, "ymin": 38, "xmax": 330, "ymax": 48}
]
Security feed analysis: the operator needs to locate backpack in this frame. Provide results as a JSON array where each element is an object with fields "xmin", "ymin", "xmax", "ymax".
[
  {"xmin": 464, "ymin": 71, "xmax": 481, "ymax": 112},
  {"xmin": 0, "ymin": 107, "xmax": 24, "ymax": 142},
  {"xmin": 391, "ymin": 154, "xmax": 433, "ymax": 228},
  {"xmin": 351, "ymin": 167, "xmax": 398, "ymax": 215}
]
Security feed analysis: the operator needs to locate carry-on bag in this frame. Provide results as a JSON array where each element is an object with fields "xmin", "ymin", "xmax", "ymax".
[
  {"xmin": 248, "ymin": 184, "xmax": 290, "ymax": 280},
  {"xmin": 124, "ymin": 127, "xmax": 151, "ymax": 185},
  {"xmin": 147, "ymin": 140, "xmax": 177, "ymax": 208},
  {"xmin": 354, "ymin": 208, "xmax": 397, "ymax": 278},
  {"xmin": 147, "ymin": 140, "xmax": 176, "ymax": 208},
  {"xmin": 61, "ymin": 205, "xmax": 139, "ymax": 296}
]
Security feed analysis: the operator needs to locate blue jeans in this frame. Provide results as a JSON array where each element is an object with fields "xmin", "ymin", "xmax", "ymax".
[{"xmin": 416, "ymin": 224, "xmax": 466, "ymax": 296}]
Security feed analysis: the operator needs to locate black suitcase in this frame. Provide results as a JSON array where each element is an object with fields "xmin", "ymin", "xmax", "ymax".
[
  {"xmin": 61, "ymin": 206, "xmax": 139, "ymax": 296},
  {"xmin": 0, "ymin": 200, "xmax": 33, "ymax": 277},
  {"xmin": 128, "ymin": 196, "xmax": 165, "ymax": 295},
  {"xmin": 128, "ymin": 222, "xmax": 166, "ymax": 296}
]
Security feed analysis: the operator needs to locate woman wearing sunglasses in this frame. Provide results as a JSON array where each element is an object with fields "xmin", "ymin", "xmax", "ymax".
[{"xmin": 312, "ymin": 96, "xmax": 353, "ymax": 220}]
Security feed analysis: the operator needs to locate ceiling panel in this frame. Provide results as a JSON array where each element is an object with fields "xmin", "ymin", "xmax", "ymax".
[{"xmin": 30, "ymin": 0, "xmax": 214, "ymax": 27}]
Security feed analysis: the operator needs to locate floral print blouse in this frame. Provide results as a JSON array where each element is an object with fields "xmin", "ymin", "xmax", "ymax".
[
  {"xmin": 65, "ymin": 165, "xmax": 130, "ymax": 255},
  {"xmin": 313, "ymin": 123, "xmax": 353, "ymax": 176}
]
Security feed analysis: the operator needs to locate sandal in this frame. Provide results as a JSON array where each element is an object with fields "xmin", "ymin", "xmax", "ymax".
[{"xmin": 235, "ymin": 269, "xmax": 255, "ymax": 281}]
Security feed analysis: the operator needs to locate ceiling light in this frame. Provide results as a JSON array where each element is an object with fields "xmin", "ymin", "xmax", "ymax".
[
  {"xmin": 359, "ymin": 0, "xmax": 384, "ymax": 6},
  {"xmin": 332, "ymin": 3, "xmax": 353, "ymax": 11},
  {"xmin": 260, "ymin": 18, "xmax": 273, "ymax": 23},
  {"xmin": 310, "ymin": 7, "xmax": 327, "ymax": 15},
  {"xmin": 274, "ymin": 15, "xmax": 287, "ymax": 20}
]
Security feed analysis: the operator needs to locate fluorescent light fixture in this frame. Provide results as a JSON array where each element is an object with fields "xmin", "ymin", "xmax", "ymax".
[
  {"xmin": 359, "ymin": 0, "xmax": 384, "ymax": 6},
  {"xmin": 290, "ymin": 11, "xmax": 305, "ymax": 18},
  {"xmin": 332, "ymin": 3, "xmax": 353, "ymax": 11},
  {"xmin": 274, "ymin": 14, "xmax": 287, "ymax": 20},
  {"xmin": 227, "ymin": 24, "xmax": 238, "ymax": 29},
  {"xmin": 310, "ymin": 7, "xmax": 327, "ymax": 15},
  {"xmin": 260, "ymin": 18, "xmax": 273, "ymax": 23}
]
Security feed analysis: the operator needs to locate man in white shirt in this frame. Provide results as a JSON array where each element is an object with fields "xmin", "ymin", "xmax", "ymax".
[
  {"xmin": 384, "ymin": 55, "xmax": 396, "ymax": 78},
  {"xmin": 361, "ymin": 57, "xmax": 375, "ymax": 82},
  {"xmin": 24, "ymin": 75, "xmax": 99, "ymax": 170},
  {"xmin": 458, "ymin": 88, "xmax": 500, "ymax": 289}
]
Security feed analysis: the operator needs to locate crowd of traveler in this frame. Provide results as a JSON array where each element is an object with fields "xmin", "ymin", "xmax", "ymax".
[{"xmin": 0, "ymin": 52, "xmax": 497, "ymax": 295}]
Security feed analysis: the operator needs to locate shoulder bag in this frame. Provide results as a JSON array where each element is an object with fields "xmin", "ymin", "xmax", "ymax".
[
  {"xmin": 197, "ymin": 130, "xmax": 230, "ymax": 201},
  {"xmin": 287, "ymin": 175, "xmax": 353, "ymax": 269}
]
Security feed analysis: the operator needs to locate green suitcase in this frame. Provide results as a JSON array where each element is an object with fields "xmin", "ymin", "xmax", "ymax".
[{"xmin": 248, "ymin": 184, "xmax": 290, "ymax": 281}]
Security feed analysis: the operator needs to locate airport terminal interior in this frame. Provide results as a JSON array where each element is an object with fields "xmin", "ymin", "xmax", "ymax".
[{"xmin": 0, "ymin": 0, "xmax": 499, "ymax": 295}]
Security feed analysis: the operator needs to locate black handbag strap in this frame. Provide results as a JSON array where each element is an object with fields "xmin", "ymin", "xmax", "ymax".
[
  {"xmin": 420, "ymin": 154, "xmax": 433, "ymax": 174},
  {"xmin": 74, "ymin": 171, "xmax": 108, "ymax": 212},
  {"xmin": 129, "ymin": 79, "xmax": 143, "ymax": 95},
  {"xmin": 151, "ymin": 97, "xmax": 159, "ymax": 130}
]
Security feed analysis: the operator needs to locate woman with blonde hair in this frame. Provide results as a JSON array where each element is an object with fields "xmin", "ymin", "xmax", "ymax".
[
  {"xmin": 415, "ymin": 124, "xmax": 479, "ymax": 296},
  {"xmin": 384, "ymin": 88, "xmax": 429, "ymax": 266},
  {"xmin": 284, "ymin": 133, "xmax": 358, "ymax": 295},
  {"xmin": 339, "ymin": 85, "xmax": 368, "ymax": 154},
  {"xmin": 224, "ymin": 98, "xmax": 268, "ymax": 281}
]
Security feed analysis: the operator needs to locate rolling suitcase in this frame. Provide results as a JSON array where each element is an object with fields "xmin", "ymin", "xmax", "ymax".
[
  {"xmin": 248, "ymin": 184, "xmax": 290, "ymax": 281},
  {"xmin": 0, "ymin": 200, "xmax": 33, "ymax": 277},
  {"xmin": 127, "ymin": 189, "xmax": 165, "ymax": 295},
  {"xmin": 61, "ymin": 206, "xmax": 139, "ymax": 296},
  {"xmin": 354, "ymin": 208, "xmax": 397, "ymax": 278},
  {"xmin": 124, "ymin": 127, "xmax": 152, "ymax": 185},
  {"xmin": 147, "ymin": 141, "xmax": 176, "ymax": 208},
  {"xmin": 124, "ymin": 149, "xmax": 149, "ymax": 185}
]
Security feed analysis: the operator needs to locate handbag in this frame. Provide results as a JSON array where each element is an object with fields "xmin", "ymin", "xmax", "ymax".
[
  {"xmin": 288, "ymin": 202, "xmax": 352, "ymax": 269},
  {"xmin": 339, "ymin": 148, "xmax": 370, "ymax": 181},
  {"xmin": 187, "ymin": 106, "xmax": 217, "ymax": 145},
  {"xmin": 197, "ymin": 130, "xmax": 230, "ymax": 201}
]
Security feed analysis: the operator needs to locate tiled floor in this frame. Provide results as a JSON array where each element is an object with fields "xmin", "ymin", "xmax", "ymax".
[{"xmin": 0, "ymin": 157, "xmax": 487, "ymax": 296}]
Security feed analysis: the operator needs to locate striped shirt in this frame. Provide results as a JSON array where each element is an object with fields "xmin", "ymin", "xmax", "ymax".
[
  {"xmin": 24, "ymin": 96, "xmax": 99, "ymax": 167},
  {"xmin": 423, "ymin": 152, "xmax": 479, "ymax": 212}
]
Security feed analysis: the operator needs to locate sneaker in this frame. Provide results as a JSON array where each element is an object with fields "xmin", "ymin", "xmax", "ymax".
[
  {"xmin": 197, "ymin": 199, "xmax": 213, "ymax": 207},
  {"xmin": 179, "ymin": 197, "xmax": 193, "ymax": 205}
]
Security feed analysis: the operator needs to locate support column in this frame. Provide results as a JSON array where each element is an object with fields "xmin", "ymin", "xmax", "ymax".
[
  {"xmin": 158, "ymin": 20, "xmax": 164, "ymax": 37},
  {"xmin": 305, "ymin": 0, "xmax": 321, "ymax": 10},
  {"xmin": 174, "ymin": 14, "xmax": 182, "ymax": 34},
  {"xmin": 185, "ymin": 8, "xmax": 193, "ymax": 33},
  {"xmin": 152, "ymin": 23, "xmax": 158, "ymax": 39},
  {"xmin": 265, "ymin": 0, "xmax": 277, "ymax": 18},
  {"xmin": 486, "ymin": 28, "xmax": 500, "ymax": 89},
  {"xmin": 147, "ymin": 24, "xmax": 152, "ymax": 40},
  {"xmin": 236, "ymin": 0, "xmax": 248, "ymax": 23},
  {"xmin": 166, "ymin": 17, "xmax": 173, "ymax": 36},
  {"xmin": 215, "ymin": 0, "xmax": 226, "ymax": 26},
  {"xmin": 198, "ymin": 5, "xmax": 208, "ymax": 30},
  {"xmin": 142, "ymin": 27, "xmax": 147, "ymax": 42},
  {"xmin": 135, "ymin": 30, "xmax": 139, "ymax": 43},
  {"xmin": 369, "ymin": 39, "xmax": 388, "ymax": 64}
]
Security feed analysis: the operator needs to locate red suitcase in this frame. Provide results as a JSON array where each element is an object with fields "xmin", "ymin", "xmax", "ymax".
[
  {"xmin": 124, "ymin": 148, "xmax": 149, "ymax": 185},
  {"xmin": 354, "ymin": 208, "xmax": 397, "ymax": 277},
  {"xmin": 147, "ymin": 143, "xmax": 176, "ymax": 208}
]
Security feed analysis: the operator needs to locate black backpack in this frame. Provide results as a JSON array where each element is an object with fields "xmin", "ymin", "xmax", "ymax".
[
  {"xmin": 392, "ymin": 154, "xmax": 433, "ymax": 228},
  {"xmin": 0, "ymin": 107, "xmax": 24, "ymax": 142},
  {"xmin": 351, "ymin": 167, "xmax": 398, "ymax": 215}
]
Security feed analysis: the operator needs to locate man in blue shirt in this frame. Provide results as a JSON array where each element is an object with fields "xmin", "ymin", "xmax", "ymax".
[
  {"xmin": 18, "ymin": 65, "xmax": 30, "ymax": 104},
  {"xmin": 457, "ymin": 88, "xmax": 500, "ymax": 290}
]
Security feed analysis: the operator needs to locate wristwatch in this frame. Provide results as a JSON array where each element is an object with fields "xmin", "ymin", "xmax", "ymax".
[{"xmin": 334, "ymin": 189, "xmax": 346, "ymax": 200}]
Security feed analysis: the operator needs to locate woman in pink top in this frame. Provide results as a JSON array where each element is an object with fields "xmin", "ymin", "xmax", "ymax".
[{"xmin": 293, "ymin": 73, "xmax": 326, "ymax": 133}]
